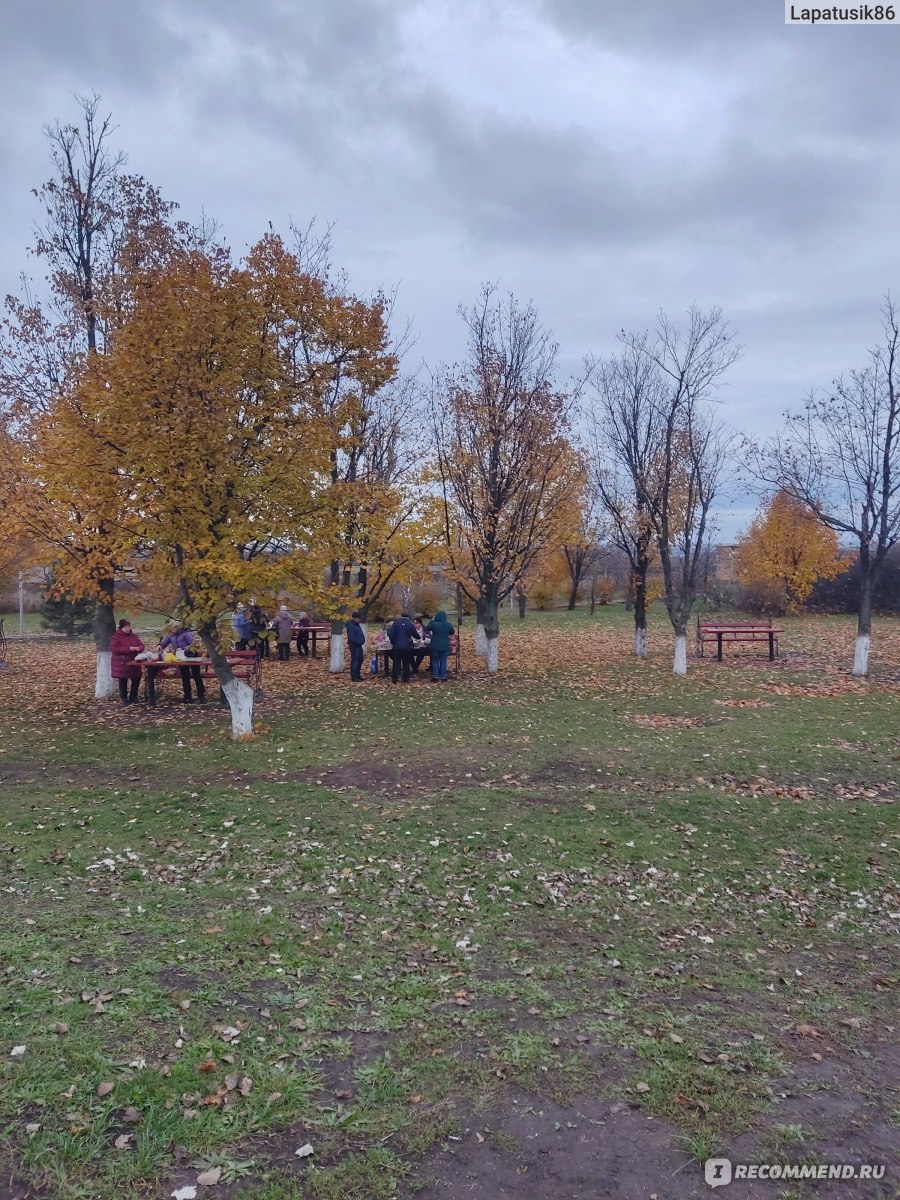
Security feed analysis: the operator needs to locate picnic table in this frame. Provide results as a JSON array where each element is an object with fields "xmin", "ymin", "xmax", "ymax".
[
  {"xmin": 696, "ymin": 619, "xmax": 782, "ymax": 662},
  {"xmin": 291, "ymin": 621, "xmax": 332, "ymax": 657},
  {"xmin": 141, "ymin": 650, "xmax": 260, "ymax": 705},
  {"xmin": 370, "ymin": 635, "xmax": 461, "ymax": 678}
]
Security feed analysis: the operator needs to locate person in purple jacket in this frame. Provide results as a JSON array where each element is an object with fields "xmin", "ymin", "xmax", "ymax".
[{"xmin": 159, "ymin": 623, "xmax": 206, "ymax": 704}]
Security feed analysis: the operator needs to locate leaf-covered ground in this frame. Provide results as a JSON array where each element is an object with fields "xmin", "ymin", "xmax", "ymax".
[{"xmin": 0, "ymin": 608, "xmax": 898, "ymax": 1199}]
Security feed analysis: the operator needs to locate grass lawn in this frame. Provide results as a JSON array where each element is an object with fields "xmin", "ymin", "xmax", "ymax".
[{"xmin": 0, "ymin": 608, "xmax": 898, "ymax": 1199}]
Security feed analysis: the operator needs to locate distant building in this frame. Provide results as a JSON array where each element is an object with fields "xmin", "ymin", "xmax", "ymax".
[{"xmin": 711, "ymin": 544, "xmax": 739, "ymax": 583}]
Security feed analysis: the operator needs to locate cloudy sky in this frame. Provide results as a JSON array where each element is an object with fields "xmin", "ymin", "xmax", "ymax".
[{"xmin": 2, "ymin": 0, "xmax": 898, "ymax": 535}]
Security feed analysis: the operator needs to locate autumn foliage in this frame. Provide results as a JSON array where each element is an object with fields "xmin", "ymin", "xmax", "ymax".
[{"xmin": 736, "ymin": 490, "xmax": 843, "ymax": 613}]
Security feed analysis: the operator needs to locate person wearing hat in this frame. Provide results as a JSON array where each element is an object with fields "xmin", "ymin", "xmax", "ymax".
[
  {"xmin": 109, "ymin": 619, "xmax": 145, "ymax": 704},
  {"xmin": 158, "ymin": 622, "xmax": 206, "ymax": 703},
  {"xmin": 273, "ymin": 605, "xmax": 294, "ymax": 660}
]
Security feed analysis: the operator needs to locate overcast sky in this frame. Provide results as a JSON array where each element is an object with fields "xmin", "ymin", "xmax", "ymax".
[{"xmin": 3, "ymin": 0, "xmax": 898, "ymax": 537}]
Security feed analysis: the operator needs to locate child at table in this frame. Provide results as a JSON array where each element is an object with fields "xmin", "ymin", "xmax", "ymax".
[{"xmin": 109, "ymin": 619, "xmax": 145, "ymax": 704}]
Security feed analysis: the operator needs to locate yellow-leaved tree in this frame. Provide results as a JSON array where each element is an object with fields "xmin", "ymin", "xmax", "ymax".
[
  {"xmin": 38, "ymin": 233, "xmax": 396, "ymax": 735},
  {"xmin": 736, "ymin": 490, "xmax": 843, "ymax": 612}
]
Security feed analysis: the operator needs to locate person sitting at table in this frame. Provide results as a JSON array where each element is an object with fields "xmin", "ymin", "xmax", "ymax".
[
  {"xmin": 295, "ymin": 611, "xmax": 311, "ymax": 657},
  {"xmin": 425, "ymin": 610, "xmax": 455, "ymax": 683},
  {"xmin": 386, "ymin": 612, "xmax": 418, "ymax": 683},
  {"xmin": 109, "ymin": 618, "xmax": 145, "ymax": 704},
  {"xmin": 273, "ymin": 605, "xmax": 294, "ymax": 660},
  {"xmin": 159, "ymin": 622, "xmax": 206, "ymax": 704}
]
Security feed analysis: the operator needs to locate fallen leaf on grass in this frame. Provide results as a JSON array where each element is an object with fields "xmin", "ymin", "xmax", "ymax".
[
  {"xmin": 676, "ymin": 1093, "xmax": 710, "ymax": 1114},
  {"xmin": 122, "ymin": 1107, "xmax": 142, "ymax": 1124},
  {"xmin": 795, "ymin": 1023, "xmax": 823, "ymax": 1039},
  {"xmin": 114, "ymin": 1134, "xmax": 133, "ymax": 1150},
  {"xmin": 97, "ymin": 1081, "xmax": 114, "ymax": 1097},
  {"xmin": 635, "ymin": 1081, "xmax": 651, "ymax": 1093},
  {"xmin": 171, "ymin": 1189, "xmax": 197, "ymax": 1200},
  {"xmin": 196, "ymin": 1059, "xmax": 217, "ymax": 1073},
  {"xmin": 196, "ymin": 1167, "xmax": 222, "ymax": 1186},
  {"xmin": 295, "ymin": 1143, "xmax": 314, "ymax": 1159}
]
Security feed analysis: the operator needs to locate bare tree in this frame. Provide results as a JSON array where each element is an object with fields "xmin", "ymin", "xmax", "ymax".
[
  {"xmin": 585, "ymin": 342, "xmax": 665, "ymax": 656},
  {"xmin": 590, "ymin": 308, "xmax": 738, "ymax": 672},
  {"xmin": 431, "ymin": 285, "xmax": 579, "ymax": 672},
  {"xmin": 755, "ymin": 298, "xmax": 900, "ymax": 676},
  {"xmin": 636, "ymin": 308, "xmax": 738, "ymax": 674}
]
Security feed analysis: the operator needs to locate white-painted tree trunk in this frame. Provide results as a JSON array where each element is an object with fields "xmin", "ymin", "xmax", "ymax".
[
  {"xmin": 222, "ymin": 677, "xmax": 254, "ymax": 737},
  {"xmin": 95, "ymin": 651, "xmax": 116, "ymax": 699},
  {"xmin": 851, "ymin": 633, "xmax": 870, "ymax": 677},
  {"xmin": 673, "ymin": 634, "xmax": 687, "ymax": 676},
  {"xmin": 634, "ymin": 627, "xmax": 648, "ymax": 658},
  {"xmin": 474, "ymin": 623, "xmax": 488, "ymax": 657},
  {"xmin": 486, "ymin": 635, "xmax": 499, "ymax": 674},
  {"xmin": 329, "ymin": 633, "xmax": 345, "ymax": 673}
]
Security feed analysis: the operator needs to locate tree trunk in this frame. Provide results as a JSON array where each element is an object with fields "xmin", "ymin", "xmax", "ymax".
[
  {"xmin": 567, "ymin": 583, "xmax": 578, "ymax": 610},
  {"xmin": 633, "ymin": 570, "xmax": 648, "ymax": 658},
  {"xmin": 518, "ymin": 589, "xmax": 526, "ymax": 619},
  {"xmin": 200, "ymin": 627, "xmax": 254, "ymax": 738},
  {"xmin": 329, "ymin": 621, "xmax": 345, "ymax": 673},
  {"xmin": 456, "ymin": 583, "xmax": 463, "ymax": 630},
  {"xmin": 590, "ymin": 583, "xmax": 596, "ymax": 617},
  {"xmin": 483, "ymin": 593, "xmax": 500, "ymax": 674},
  {"xmin": 92, "ymin": 588, "xmax": 116, "ymax": 699},
  {"xmin": 853, "ymin": 573, "xmax": 874, "ymax": 677},
  {"xmin": 673, "ymin": 630, "xmax": 688, "ymax": 676},
  {"xmin": 474, "ymin": 597, "xmax": 488, "ymax": 657}
]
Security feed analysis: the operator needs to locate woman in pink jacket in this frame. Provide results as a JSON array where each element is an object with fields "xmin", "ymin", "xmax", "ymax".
[{"xmin": 109, "ymin": 619, "xmax": 145, "ymax": 704}]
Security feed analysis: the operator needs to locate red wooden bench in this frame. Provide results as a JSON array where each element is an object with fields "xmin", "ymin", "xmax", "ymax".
[{"xmin": 696, "ymin": 619, "xmax": 782, "ymax": 662}]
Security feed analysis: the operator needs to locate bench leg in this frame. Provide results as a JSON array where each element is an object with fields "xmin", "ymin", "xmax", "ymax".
[{"xmin": 717, "ymin": 634, "xmax": 723, "ymax": 662}]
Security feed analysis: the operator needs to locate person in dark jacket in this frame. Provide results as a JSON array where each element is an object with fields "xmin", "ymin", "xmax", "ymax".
[
  {"xmin": 249, "ymin": 603, "xmax": 270, "ymax": 658},
  {"xmin": 425, "ymin": 610, "xmax": 455, "ymax": 682},
  {"xmin": 295, "ymin": 611, "xmax": 311, "ymax": 657},
  {"xmin": 387, "ymin": 612, "xmax": 418, "ymax": 683},
  {"xmin": 109, "ymin": 619, "xmax": 145, "ymax": 704},
  {"xmin": 159, "ymin": 624, "xmax": 206, "ymax": 703},
  {"xmin": 345, "ymin": 612, "xmax": 366, "ymax": 681}
]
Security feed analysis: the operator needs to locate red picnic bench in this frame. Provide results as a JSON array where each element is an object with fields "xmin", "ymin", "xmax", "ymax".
[
  {"xmin": 141, "ymin": 649, "xmax": 261, "ymax": 705},
  {"xmin": 696, "ymin": 618, "xmax": 782, "ymax": 662}
]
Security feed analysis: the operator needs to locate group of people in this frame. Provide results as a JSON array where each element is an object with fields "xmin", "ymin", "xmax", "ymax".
[
  {"xmin": 108, "ymin": 619, "xmax": 206, "ymax": 704},
  {"xmin": 346, "ymin": 610, "xmax": 456, "ymax": 684},
  {"xmin": 231, "ymin": 603, "xmax": 313, "ymax": 659},
  {"xmin": 108, "ymin": 604, "xmax": 457, "ymax": 706}
]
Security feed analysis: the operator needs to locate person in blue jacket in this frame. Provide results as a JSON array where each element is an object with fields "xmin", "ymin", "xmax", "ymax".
[
  {"xmin": 345, "ymin": 612, "xmax": 366, "ymax": 681},
  {"xmin": 387, "ymin": 612, "xmax": 418, "ymax": 683}
]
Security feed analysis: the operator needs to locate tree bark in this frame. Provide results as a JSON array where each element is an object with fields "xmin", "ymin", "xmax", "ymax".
[
  {"xmin": 200, "ymin": 627, "xmax": 253, "ymax": 738},
  {"xmin": 483, "ymin": 593, "xmax": 500, "ymax": 674},
  {"xmin": 673, "ymin": 630, "xmax": 688, "ymax": 676},
  {"xmin": 329, "ymin": 621, "xmax": 345, "ymax": 673},
  {"xmin": 92, "ymin": 586, "xmax": 117, "ymax": 699},
  {"xmin": 853, "ymin": 572, "xmax": 874, "ymax": 677},
  {"xmin": 518, "ymin": 589, "xmax": 526, "ymax": 619},
  {"xmin": 633, "ymin": 569, "xmax": 648, "ymax": 658},
  {"xmin": 474, "ymin": 597, "xmax": 488, "ymax": 657},
  {"xmin": 567, "ymin": 583, "xmax": 578, "ymax": 611}
]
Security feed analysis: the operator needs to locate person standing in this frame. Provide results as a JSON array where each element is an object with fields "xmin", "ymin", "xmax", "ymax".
[
  {"xmin": 295, "ymin": 611, "xmax": 311, "ymax": 657},
  {"xmin": 249, "ymin": 603, "xmax": 271, "ymax": 658},
  {"xmin": 425, "ymin": 610, "xmax": 455, "ymax": 683},
  {"xmin": 234, "ymin": 607, "xmax": 254, "ymax": 649},
  {"xmin": 273, "ymin": 605, "xmax": 294, "ymax": 660},
  {"xmin": 159, "ymin": 623, "xmax": 206, "ymax": 703},
  {"xmin": 387, "ymin": 612, "xmax": 418, "ymax": 683},
  {"xmin": 109, "ymin": 619, "xmax": 145, "ymax": 704},
  {"xmin": 346, "ymin": 612, "xmax": 366, "ymax": 681}
]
